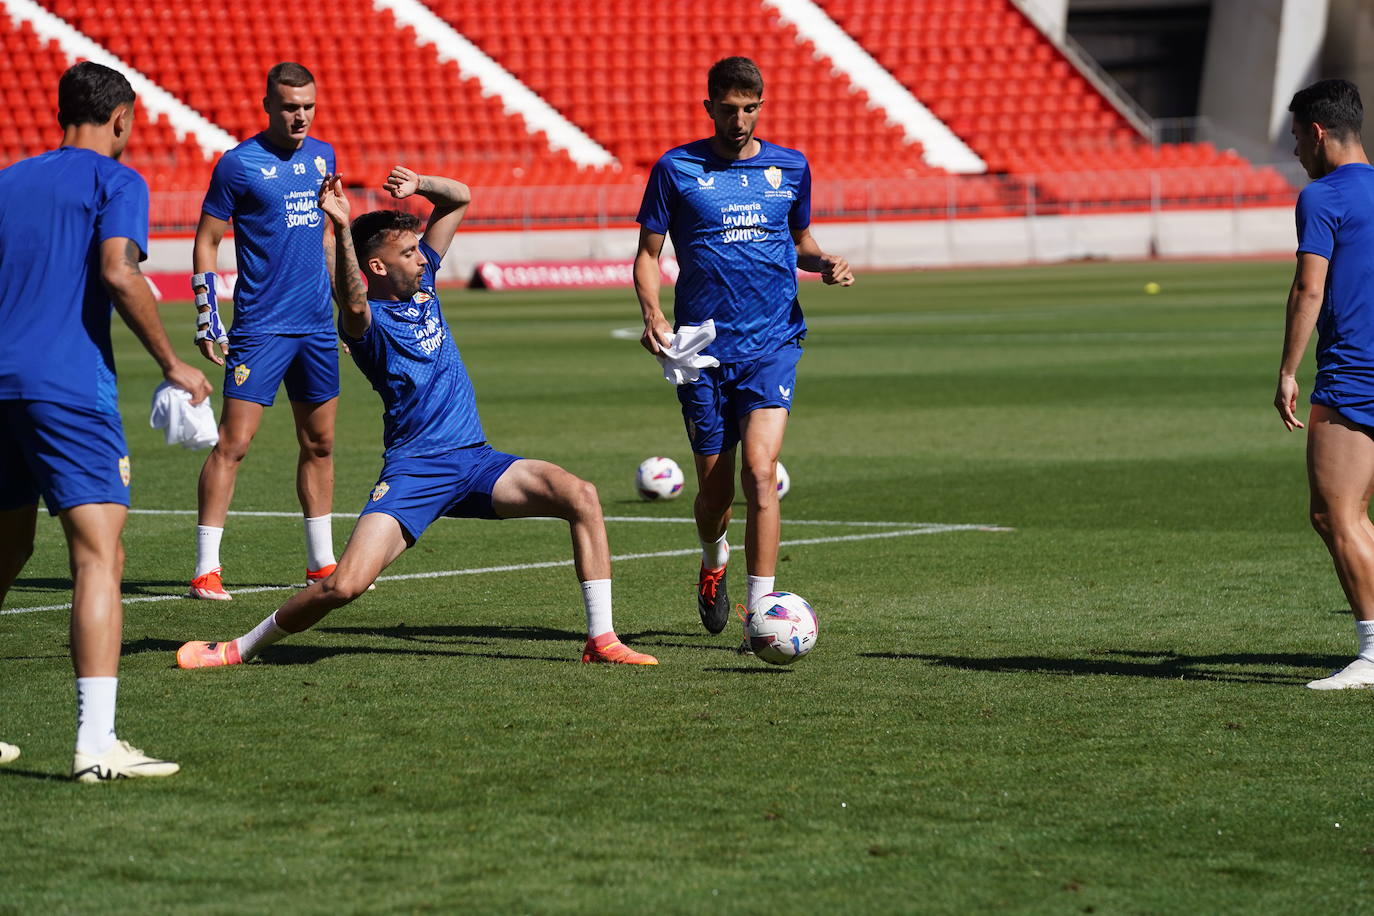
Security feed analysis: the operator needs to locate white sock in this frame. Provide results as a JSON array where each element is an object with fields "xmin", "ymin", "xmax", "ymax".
[
  {"xmin": 701, "ymin": 532, "xmax": 729, "ymax": 569},
  {"xmin": 1357, "ymin": 619, "xmax": 1374, "ymax": 662},
  {"xmin": 195, "ymin": 525, "xmax": 223, "ymax": 577},
  {"xmin": 75, "ymin": 677, "xmax": 117, "ymax": 755},
  {"xmin": 747, "ymin": 575, "xmax": 776, "ymax": 614},
  {"xmin": 581, "ymin": 579, "xmax": 613, "ymax": 639},
  {"xmin": 236, "ymin": 611, "xmax": 291, "ymax": 661},
  {"xmin": 305, "ymin": 515, "xmax": 336, "ymax": 571}
]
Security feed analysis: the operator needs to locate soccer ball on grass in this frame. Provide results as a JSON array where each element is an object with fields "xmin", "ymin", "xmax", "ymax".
[
  {"xmin": 745, "ymin": 591, "xmax": 818, "ymax": 665},
  {"xmin": 775, "ymin": 460, "xmax": 790, "ymax": 500},
  {"xmin": 635, "ymin": 456, "xmax": 684, "ymax": 501}
]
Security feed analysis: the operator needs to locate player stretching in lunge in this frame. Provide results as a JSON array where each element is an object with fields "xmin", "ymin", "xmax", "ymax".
[
  {"xmin": 177, "ymin": 168, "xmax": 657, "ymax": 668},
  {"xmin": 633, "ymin": 57, "xmax": 853, "ymax": 644},
  {"xmin": 0, "ymin": 63, "xmax": 211, "ymax": 779},
  {"xmin": 1276, "ymin": 79, "xmax": 1374, "ymax": 689},
  {"xmin": 188, "ymin": 62, "xmax": 341, "ymax": 600}
]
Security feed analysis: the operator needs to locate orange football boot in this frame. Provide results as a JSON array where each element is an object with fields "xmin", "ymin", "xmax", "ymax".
[{"xmin": 176, "ymin": 640, "xmax": 243, "ymax": 670}]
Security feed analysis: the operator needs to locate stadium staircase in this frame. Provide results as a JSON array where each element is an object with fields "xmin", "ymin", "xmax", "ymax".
[{"xmin": 816, "ymin": 0, "xmax": 1293, "ymax": 210}]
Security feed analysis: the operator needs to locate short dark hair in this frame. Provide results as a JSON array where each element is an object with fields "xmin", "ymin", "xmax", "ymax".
[
  {"xmin": 351, "ymin": 210, "xmax": 422, "ymax": 261},
  {"xmin": 707, "ymin": 57, "xmax": 764, "ymax": 101},
  {"xmin": 57, "ymin": 61, "xmax": 135, "ymax": 128},
  {"xmin": 1289, "ymin": 79, "xmax": 1363, "ymax": 140},
  {"xmin": 266, "ymin": 62, "xmax": 315, "ymax": 96}
]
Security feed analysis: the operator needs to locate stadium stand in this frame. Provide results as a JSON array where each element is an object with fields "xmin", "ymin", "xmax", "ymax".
[
  {"xmin": 0, "ymin": 16, "xmax": 213, "ymax": 197},
  {"xmin": 34, "ymin": 0, "xmax": 629, "ymax": 224},
  {"xmin": 0, "ymin": 0, "xmax": 1293, "ymax": 230},
  {"xmin": 426, "ymin": 0, "xmax": 936, "ymax": 180},
  {"xmin": 818, "ymin": 0, "xmax": 1293, "ymax": 208}
]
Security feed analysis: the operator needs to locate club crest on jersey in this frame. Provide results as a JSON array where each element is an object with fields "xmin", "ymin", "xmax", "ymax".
[
  {"xmin": 764, "ymin": 166, "xmax": 783, "ymax": 190},
  {"xmin": 314, "ymin": 156, "xmax": 327, "ymax": 177},
  {"xmin": 118, "ymin": 456, "xmax": 131, "ymax": 487},
  {"xmin": 414, "ymin": 291, "xmax": 432, "ymax": 304},
  {"xmin": 370, "ymin": 481, "xmax": 390, "ymax": 502},
  {"xmin": 234, "ymin": 364, "xmax": 251, "ymax": 386}
]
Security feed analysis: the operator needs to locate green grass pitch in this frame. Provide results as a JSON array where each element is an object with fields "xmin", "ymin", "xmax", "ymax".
[{"xmin": 4, "ymin": 259, "xmax": 1372, "ymax": 912}]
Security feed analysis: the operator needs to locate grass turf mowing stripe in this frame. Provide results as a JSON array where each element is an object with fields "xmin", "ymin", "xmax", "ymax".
[
  {"xmin": 0, "ymin": 522, "xmax": 1004, "ymax": 615},
  {"xmin": 122, "ymin": 508, "xmax": 956, "ymax": 528}
]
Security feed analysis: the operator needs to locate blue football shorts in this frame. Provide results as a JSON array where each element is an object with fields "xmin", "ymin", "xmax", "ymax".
[
  {"xmin": 676, "ymin": 340, "xmax": 803, "ymax": 455},
  {"xmin": 0, "ymin": 399, "xmax": 130, "ymax": 514},
  {"xmin": 223, "ymin": 331, "xmax": 340, "ymax": 407},
  {"xmin": 358, "ymin": 443, "xmax": 523, "ymax": 543}
]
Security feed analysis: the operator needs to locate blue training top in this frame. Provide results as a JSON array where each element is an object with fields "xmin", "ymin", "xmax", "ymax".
[
  {"xmin": 202, "ymin": 133, "xmax": 335, "ymax": 335},
  {"xmin": 0, "ymin": 147, "xmax": 148, "ymax": 415},
  {"xmin": 636, "ymin": 138, "xmax": 811, "ymax": 362},
  {"xmin": 342, "ymin": 240, "xmax": 486, "ymax": 459},
  {"xmin": 1298, "ymin": 162, "xmax": 1374, "ymax": 426}
]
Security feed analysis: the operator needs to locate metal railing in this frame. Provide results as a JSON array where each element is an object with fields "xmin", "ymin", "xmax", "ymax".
[
  {"xmin": 1009, "ymin": 0, "xmax": 1154, "ymax": 138},
  {"xmin": 147, "ymin": 167, "xmax": 1300, "ymax": 234}
]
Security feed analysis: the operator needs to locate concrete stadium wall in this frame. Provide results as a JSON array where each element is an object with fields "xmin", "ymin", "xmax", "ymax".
[{"xmin": 145, "ymin": 206, "xmax": 1295, "ymax": 286}]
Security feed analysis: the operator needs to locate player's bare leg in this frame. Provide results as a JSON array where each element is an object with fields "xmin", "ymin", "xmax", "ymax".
[
  {"xmin": 739, "ymin": 408, "xmax": 787, "ymax": 582},
  {"xmin": 291, "ymin": 398, "xmax": 336, "ymax": 517},
  {"xmin": 62, "ymin": 504, "xmax": 127, "ymax": 678},
  {"xmin": 178, "ymin": 512, "xmax": 407, "ymax": 669},
  {"xmin": 1305, "ymin": 404, "xmax": 1374, "ymax": 689},
  {"xmin": 492, "ymin": 459, "xmax": 656, "ymax": 664},
  {"xmin": 722, "ymin": 408, "xmax": 788, "ymax": 651},
  {"xmin": 190, "ymin": 397, "xmax": 266, "ymax": 598},
  {"xmin": 692, "ymin": 450, "xmax": 735, "ymax": 634},
  {"xmin": 291, "ymin": 397, "xmax": 338, "ymax": 581},
  {"xmin": 0, "ymin": 503, "xmax": 38, "ymax": 605},
  {"xmin": 197, "ymin": 397, "xmax": 265, "ymax": 527},
  {"xmin": 62, "ymin": 503, "xmax": 178, "ymax": 780}
]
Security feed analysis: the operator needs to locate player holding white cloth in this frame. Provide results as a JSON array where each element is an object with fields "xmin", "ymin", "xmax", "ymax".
[
  {"xmin": 0, "ymin": 63, "xmax": 210, "ymax": 780},
  {"xmin": 633, "ymin": 57, "xmax": 853, "ymax": 643}
]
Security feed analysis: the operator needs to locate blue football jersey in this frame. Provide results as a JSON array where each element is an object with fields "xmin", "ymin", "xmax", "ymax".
[
  {"xmin": 0, "ymin": 147, "xmax": 149, "ymax": 414},
  {"xmin": 1298, "ymin": 162, "xmax": 1374, "ymax": 426},
  {"xmin": 342, "ymin": 240, "xmax": 486, "ymax": 459},
  {"xmin": 202, "ymin": 133, "xmax": 335, "ymax": 334},
  {"xmin": 637, "ymin": 138, "xmax": 811, "ymax": 362}
]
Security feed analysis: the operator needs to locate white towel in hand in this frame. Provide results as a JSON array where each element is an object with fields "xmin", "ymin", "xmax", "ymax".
[
  {"xmin": 656, "ymin": 319, "xmax": 720, "ymax": 385},
  {"xmin": 149, "ymin": 382, "xmax": 219, "ymax": 450}
]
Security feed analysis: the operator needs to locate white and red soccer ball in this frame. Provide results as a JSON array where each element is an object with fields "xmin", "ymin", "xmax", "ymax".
[
  {"xmin": 635, "ymin": 456, "xmax": 684, "ymax": 501},
  {"xmin": 745, "ymin": 591, "xmax": 818, "ymax": 665}
]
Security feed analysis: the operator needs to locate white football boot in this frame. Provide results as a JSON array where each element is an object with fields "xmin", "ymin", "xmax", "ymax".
[
  {"xmin": 0, "ymin": 741, "xmax": 19, "ymax": 764},
  {"xmin": 72, "ymin": 739, "xmax": 180, "ymax": 783},
  {"xmin": 1306, "ymin": 658, "xmax": 1374, "ymax": 690}
]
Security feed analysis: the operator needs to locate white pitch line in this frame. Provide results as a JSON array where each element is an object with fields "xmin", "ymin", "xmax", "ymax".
[
  {"xmin": 0, "ymin": 523, "xmax": 1006, "ymax": 616},
  {"xmin": 125, "ymin": 509, "xmax": 959, "ymax": 528}
]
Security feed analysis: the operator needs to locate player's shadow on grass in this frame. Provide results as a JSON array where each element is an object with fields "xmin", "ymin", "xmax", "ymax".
[
  {"xmin": 125, "ymin": 627, "xmax": 580, "ymax": 666},
  {"xmin": 0, "ymin": 767, "xmax": 72, "ymax": 783},
  {"xmin": 864, "ymin": 649, "xmax": 1347, "ymax": 686},
  {"xmin": 623, "ymin": 628, "xmax": 751, "ymax": 652},
  {"xmin": 125, "ymin": 625, "xmax": 742, "ymax": 666},
  {"xmin": 8, "ymin": 577, "xmax": 283, "ymax": 596}
]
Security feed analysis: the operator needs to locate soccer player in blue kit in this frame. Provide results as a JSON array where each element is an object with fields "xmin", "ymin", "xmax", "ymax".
[
  {"xmin": 187, "ymin": 62, "xmax": 341, "ymax": 601},
  {"xmin": 633, "ymin": 58, "xmax": 854, "ymax": 643},
  {"xmin": 1276, "ymin": 79, "xmax": 1374, "ymax": 690},
  {"xmin": 175, "ymin": 167, "xmax": 657, "ymax": 669},
  {"xmin": 0, "ymin": 63, "xmax": 211, "ymax": 779}
]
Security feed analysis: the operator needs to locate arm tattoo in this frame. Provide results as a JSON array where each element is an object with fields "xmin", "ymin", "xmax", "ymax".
[
  {"xmin": 122, "ymin": 238, "xmax": 143, "ymax": 274},
  {"xmin": 336, "ymin": 232, "xmax": 367, "ymax": 310}
]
